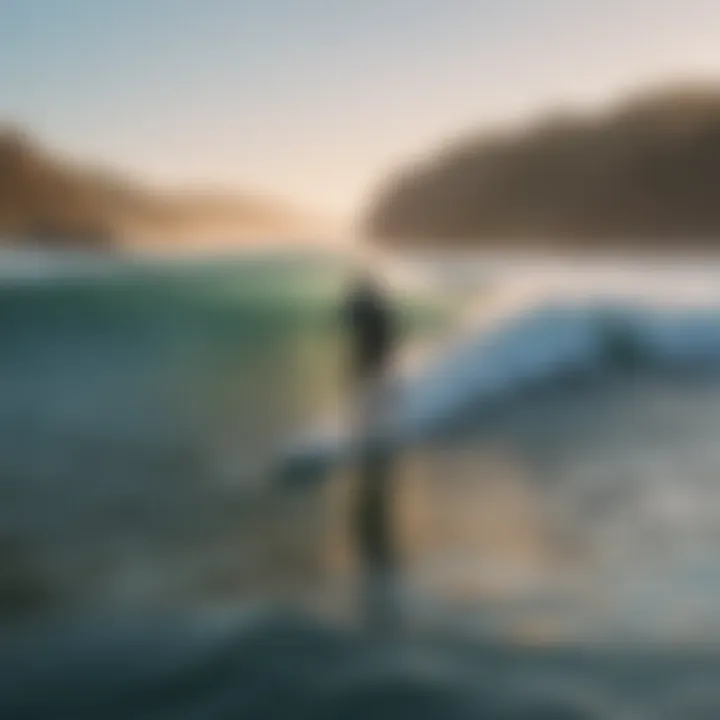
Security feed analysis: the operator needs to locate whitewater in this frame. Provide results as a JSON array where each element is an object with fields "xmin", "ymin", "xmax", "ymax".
[
  {"xmin": 282, "ymin": 256, "xmax": 720, "ymax": 470},
  {"xmin": 275, "ymin": 256, "xmax": 720, "ymax": 647}
]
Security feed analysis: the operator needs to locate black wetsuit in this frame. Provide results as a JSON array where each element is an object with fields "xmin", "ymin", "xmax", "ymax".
[
  {"xmin": 343, "ymin": 281, "xmax": 395, "ymax": 382},
  {"xmin": 343, "ymin": 279, "xmax": 399, "ymax": 627}
]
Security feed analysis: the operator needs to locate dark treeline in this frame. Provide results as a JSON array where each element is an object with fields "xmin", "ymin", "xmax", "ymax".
[{"xmin": 367, "ymin": 83, "xmax": 720, "ymax": 249}]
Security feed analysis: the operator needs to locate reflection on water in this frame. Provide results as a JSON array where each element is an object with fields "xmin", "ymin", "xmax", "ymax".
[{"xmin": 327, "ymin": 370, "xmax": 720, "ymax": 645}]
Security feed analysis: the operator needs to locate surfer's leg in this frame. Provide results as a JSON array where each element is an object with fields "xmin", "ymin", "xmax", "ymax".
[{"xmin": 353, "ymin": 381, "xmax": 400, "ymax": 632}]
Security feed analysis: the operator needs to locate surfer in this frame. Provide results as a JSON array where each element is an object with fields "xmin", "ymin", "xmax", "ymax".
[
  {"xmin": 344, "ymin": 272, "xmax": 396, "ymax": 387},
  {"xmin": 342, "ymin": 271, "xmax": 400, "ymax": 630}
]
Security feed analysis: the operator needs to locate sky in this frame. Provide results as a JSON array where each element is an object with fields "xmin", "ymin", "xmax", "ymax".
[{"xmin": 2, "ymin": 0, "xmax": 720, "ymax": 224}]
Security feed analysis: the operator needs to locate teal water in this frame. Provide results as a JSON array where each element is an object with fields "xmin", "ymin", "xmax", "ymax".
[
  {"xmin": 0, "ymin": 251, "xmax": 452, "ymax": 617},
  {"xmin": 7, "ymin": 251, "xmax": 720, "ymax": 642},
  {"xmin": 0, "ymin": 253, "xmax": 444, "ymax": 470},
  {"xmin": 5, "ymin": 253, "xmax": 720, "ymax": 718}
]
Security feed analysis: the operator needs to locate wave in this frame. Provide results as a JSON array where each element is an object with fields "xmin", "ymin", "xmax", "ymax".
[
  {"xmin": 280, "ymin": 263, "xmax": 720, "ymax": 475},
  {"xmin": 2, "ymin": 610, "xmax": 713, "ymax": 720}
]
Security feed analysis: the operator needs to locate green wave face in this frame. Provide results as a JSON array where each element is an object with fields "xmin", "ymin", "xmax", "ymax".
[{"xmin": 0, "ymin": 252, "xmax": 453, "ymax": 478}]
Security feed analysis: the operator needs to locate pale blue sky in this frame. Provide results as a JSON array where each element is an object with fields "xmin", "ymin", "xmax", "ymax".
[{"xmin": 2, "ymin": 0, "xmax": 720, "ymax": 222}]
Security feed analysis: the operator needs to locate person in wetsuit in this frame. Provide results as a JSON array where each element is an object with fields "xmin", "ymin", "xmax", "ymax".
[
  {"xmin": 343, "ymin": 273, "xmax": 396, "ymax": 385},
  {"xmin": 342, "ymin": 271, "xmax": 400, "ymax": 629}
]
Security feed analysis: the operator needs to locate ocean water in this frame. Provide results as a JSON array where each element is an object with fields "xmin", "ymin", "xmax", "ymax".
[
  {"xmin": 6, "ymin": 249, "xmax": 720, "ymax": 633},
  {"xmin": 5, "ymin": 250, "xmax": 720, "ymax": 717},
  {"xmin": 0, "ymin": 248, "xmax": 451, "ymax": 619},
  {"xmin": 272, "ymin": 257, "xmax": 720, "ymax": 650}
]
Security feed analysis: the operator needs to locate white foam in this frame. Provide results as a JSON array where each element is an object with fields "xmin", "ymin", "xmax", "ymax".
[{"xmin": 279, "ymin": 261, "xmax": 720, "ymax": 473}]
